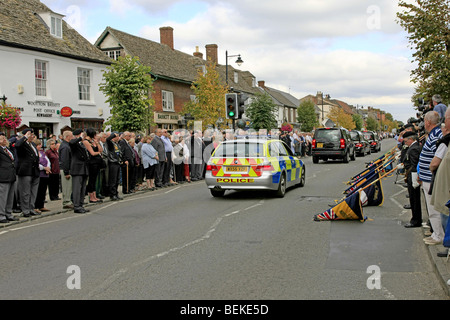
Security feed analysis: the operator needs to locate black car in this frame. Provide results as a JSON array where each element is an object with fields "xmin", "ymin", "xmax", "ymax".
[
  {"xmin": 350, "ymin": 130, "xmax": 371, "ymax": 156},
  {"xmin": 312, "ymin": 127, "xmax": 355, "ymax": 163},
  {"xmin": 362, "ymin": 131, "xmax": 381, "ymax": 152}
]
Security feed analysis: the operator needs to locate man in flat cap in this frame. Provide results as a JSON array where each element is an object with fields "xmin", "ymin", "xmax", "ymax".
[
  {"xmin": 402, "ymin": 131, "xmax": 423, "ymax": 228},
  {"xmin": 0, "ymin": 132, "xmax": 19, "ymax": 222},
  {"xmin": 15, "ymin": 128, "xmax": 41, "ymax": 217}
]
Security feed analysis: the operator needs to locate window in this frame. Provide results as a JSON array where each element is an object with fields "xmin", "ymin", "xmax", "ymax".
[
  {"xmin": 78, "ymin": 68, "xmax": 91, "ymax": 101},
  {"xmin": 35, "ymin": 60, "xmax": 48, "ymax": 97},
  {"xmin": 162, "ymin": 90, "xmax": 174, "ymax": 112},
  {"xmin": 105, "ymin": 50, "xmax": 121, "ymax": 61},
  {"xmin": 50, "ymin": 16, "xmax": 62, "ymax": 38}
]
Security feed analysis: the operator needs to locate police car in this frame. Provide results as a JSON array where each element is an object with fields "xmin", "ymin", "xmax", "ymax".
[{"xmin": 205, "ymin": 138, "xmax": 306, "ymax": 197}]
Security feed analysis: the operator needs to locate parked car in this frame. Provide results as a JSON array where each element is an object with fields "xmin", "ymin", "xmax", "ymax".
[
  {"xmin": 350, "ymin": 130, "xmax": 371, "ymax": 156},
  {"xmin": 311, "ymin": 127, "xmax": 355, "ymax": 163},
  {"xmin": 362, "ymin": 131, "xmax": 381, "ymax": 152}
]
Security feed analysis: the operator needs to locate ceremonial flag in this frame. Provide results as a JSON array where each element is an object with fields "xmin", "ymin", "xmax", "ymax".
[
  {"xmin": 360, "ymin": 174, "xmax": 384, "ymax": 207},
  {"xmin": 344, "ymin": 169, "xmax": 378, "ymax": 195},
  {"xmin": 314, "ymin": 191, "xmax": 365, "ymax": 222}
]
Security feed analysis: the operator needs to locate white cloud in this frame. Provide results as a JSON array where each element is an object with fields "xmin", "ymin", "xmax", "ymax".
[{"xmin": 41, "ymin": 0, "xmax": 417, "ymax": 122}]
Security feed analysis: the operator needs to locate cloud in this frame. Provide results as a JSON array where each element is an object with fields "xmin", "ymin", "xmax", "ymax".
[{"xmin": 41, "ymin": 0, "xmax": 417, "ymax": 122}]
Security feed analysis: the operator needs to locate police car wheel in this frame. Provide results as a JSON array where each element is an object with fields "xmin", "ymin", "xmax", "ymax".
[
  {"xmin": 210, "ymin": 189, "xmax": 225, "ymax": 197},
  {"xmin": 276, "ymin": 173, "xmax": 287, "ymax": 198},
  {"xmin": 298, "ymin": 166, "xmax": 306, "ymax": 187}
]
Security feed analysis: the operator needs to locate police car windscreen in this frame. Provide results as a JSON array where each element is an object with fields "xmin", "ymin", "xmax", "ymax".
[{"xmin": 214, "ymin": 142, "xmax": 264, "ymax": 158}]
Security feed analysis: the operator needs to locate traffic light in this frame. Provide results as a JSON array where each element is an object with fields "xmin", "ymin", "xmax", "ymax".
[
  {"xmin": 225, "ymin": 93, "xmax": 238, "ymax": 120},
  {"xmin": 237, "ymin": 93, "xmax": 248, "ymax": 120}
]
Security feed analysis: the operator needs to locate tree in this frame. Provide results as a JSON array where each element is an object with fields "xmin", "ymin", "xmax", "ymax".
[
  {"xmin": 245, "ymin": 91, "xmax": 278, "ymax": 131},
  {"xmin": 397, "ymin": 0, "xmax": 450, "ymax": 104},
  {"xmin": 99, "ymin": 55, "xmax": 154, "ymax": 132},
  {"xmin": 297, "ymin": 100, "xmax": 319, "ymax": 132},
  {"xmin": 352, "ymin": 114, "xmax": 364, "ymax": 130},
  {"xmin": 366, "ymin": 117, "xmax": 379, "ymax": 131},
  {"xmin": 328, "ymin": 106, "xmax": 355, "ymax": 129},
  {"xmin": 182, "ymin": 61, "xmax": 228, "ymax": 130}
]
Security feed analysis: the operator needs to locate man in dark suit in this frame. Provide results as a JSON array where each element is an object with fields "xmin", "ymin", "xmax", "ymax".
[
  {"xmin": 118, "ymin": 131, "xmax": 135, "ymax": 194},
  {"xmin": 15, "ymin": 128, "xmax": 40, "ymax": 217},
  {"xmin": 403, "ymin": 131, "xmax": 423, "ymax": 228},
  {"xmin": 59, "ymin": 130, "xmax": 73, "ymax": 209},
  {"xmin": 69, "ymin": 129, "xmax": 89, "ymax": 214},
  {"xmin": 106, "ymin": 132, "xmax": 123, "ymax": 201},
  {"xmin": 0, "ymin": 132, "xmax": 19, "ymax": 223},
  {"xmin": 151, "ymin": 128, "xmax": 166, "ymax": 188}
]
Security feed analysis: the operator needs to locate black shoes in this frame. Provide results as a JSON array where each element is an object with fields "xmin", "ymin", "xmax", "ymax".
[
  {"xmin": 74, "ymin": 208, "xmax": 90, "ymax": 214},
  {"xmin": 403, "ymin": 204, "xmax": 411, "ymax": 209},
  {"xmin": 110, "ymin": 196, "xmax": 123, "ymax": 201},
  {"xmin": 404, "ymin": 223, "xmax": 422, "ymax": 228}
]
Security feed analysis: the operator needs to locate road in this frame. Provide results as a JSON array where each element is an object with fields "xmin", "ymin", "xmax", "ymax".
[{"xmin": 0, "ymin": 138, "xmax": 448, "ymax": 303}]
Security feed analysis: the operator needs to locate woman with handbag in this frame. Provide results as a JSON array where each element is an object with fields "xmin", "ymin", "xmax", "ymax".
[{"xmin": 83, "ymin": 128, "xmax": 104, "ymax": 203}]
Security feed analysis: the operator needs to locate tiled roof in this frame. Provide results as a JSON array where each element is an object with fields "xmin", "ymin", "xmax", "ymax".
[
  {"xmin": 260, "ymin": 85, "xmax": 299, "ymax": 108},
  {"xmin": 0, "ymin": 0, "xmax": 111, "ymax": 64},
  {"xmin": 96, "ymin": 27, "xmax": 205, "ymax": 83},
  {"xmin": 96, "ymin": 27, "xmax": 261, "ymax": 95}
]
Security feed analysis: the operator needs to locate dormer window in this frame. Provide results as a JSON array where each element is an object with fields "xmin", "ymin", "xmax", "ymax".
[
  {"xmin": 51, "ymin": 16, "xmax": 62, "ymax": 38},
  {"xmin": 36, "ymin": 11, "xmax": 65, "ymax": 39}
]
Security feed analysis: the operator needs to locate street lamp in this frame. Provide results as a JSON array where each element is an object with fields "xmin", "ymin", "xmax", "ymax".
[{"xmin": 225, "ymin": 51, "xmax": 243, "ymax": 86}]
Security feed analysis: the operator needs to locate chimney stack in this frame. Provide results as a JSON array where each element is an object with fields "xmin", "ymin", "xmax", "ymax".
[
  {"xmin": 258, "ymin": 81, "xmax": 266, "ymax": 88},
  {"xmin": 205, "ymin": 44, "xmax": 218, "ymax": 65},
  {"xmin": 193, "ymin": 46, "xmax": 203, "ymax": 59},
  {"xmin": 160, "ymin": 26, "xmax": 174, "ymax": 50}
]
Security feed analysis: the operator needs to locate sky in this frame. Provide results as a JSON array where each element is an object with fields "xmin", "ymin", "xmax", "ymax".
[{"xmin": 41, "ymin": 0, "xmax": 419, "ymax": 124}]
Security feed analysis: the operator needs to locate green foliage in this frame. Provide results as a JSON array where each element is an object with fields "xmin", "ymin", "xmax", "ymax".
[
  {"xmin": 397, "ymin": 0, "xmax": 450, "ymax": 104},
  {"xmin": 352, "ymin": 113, "xmax": 364, "ymax": 131},
  {"xmin": 182, "ymin": 62, "xmax": 228, "ymax": 130},
  {"xmin": 99, "ymin": 55, "xmax": 154, "ymax": 132},
  {"xmin": 365, "ymin": 117, "xmax": 379, "ymax": 131},
  {"xmin": 297, "ymin": 100, "xmax": 319, "ymax": 132},
  {"xmin": 245, "ymin": 91, "xmax": 278, "ymax": 131}
]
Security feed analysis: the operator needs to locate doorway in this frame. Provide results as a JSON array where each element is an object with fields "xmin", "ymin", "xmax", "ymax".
[{"xmin": 29, "ymin": 122, "xmax": 54, "ymax": 148}]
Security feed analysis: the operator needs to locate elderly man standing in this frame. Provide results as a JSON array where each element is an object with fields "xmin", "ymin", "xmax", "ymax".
[
  {"xmin": 118, "ymin": 131, "xmax": 135, "ymax": 194},
  {"xmin": 0, "ymin": 132, "xmax": 19, "ymax": 223},
  {"xmin": 432, "ymin": 94, "xmax": 447, "ymax": 124},
  {"xmin": 59, "ymin": 130, "xmax": 73, "ymax": 209},
  {"xmin": 403, "ymin": 131, "xmax": 422, "ymax": 228},
  {"xmin": 69, "ymin": 129, "xmax": 90, "ymax": 214},
  {"xmin": 151, "ymin": 128, "xmax": 166, "ymax": 188},
  {"xmin": 15, "ymin": 128, "xmax": 40, "ymax": 217},
  {"xmin": 418, "ymin": 111, "xmax": 444, "ymax": 244}
]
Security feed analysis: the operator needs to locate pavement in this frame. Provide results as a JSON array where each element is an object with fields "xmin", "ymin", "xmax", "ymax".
[{"xmin": 1, "ymin": 180, "xmax": 450, "ymax": 298}]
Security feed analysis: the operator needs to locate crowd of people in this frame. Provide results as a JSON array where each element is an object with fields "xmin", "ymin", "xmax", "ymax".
[
  {"xmin": 396, "ymin": 94, "xmax": 449, "ymax": 258},
  {"xmin": 0, "ymin": 125, "xmax": 316, "ymax": 220}
]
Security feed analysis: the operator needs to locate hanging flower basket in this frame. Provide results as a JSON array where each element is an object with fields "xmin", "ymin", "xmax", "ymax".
[
  {"xmin": 281, "ymin": 122, "xmax": 293, "ymax": 132},
  {"xmin": 0, "ymin": 103, "xmax": 22, "ymax": 129}
]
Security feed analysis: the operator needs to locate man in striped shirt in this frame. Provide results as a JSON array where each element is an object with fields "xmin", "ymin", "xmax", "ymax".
[{"xmin": 418, "ymin": 111, "xmax": 444, "ymax": 245}]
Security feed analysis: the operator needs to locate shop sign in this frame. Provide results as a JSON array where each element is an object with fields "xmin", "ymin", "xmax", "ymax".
[{"xmin": 61, "ymin": 106, "xmax": 73, "ymax": 117}]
